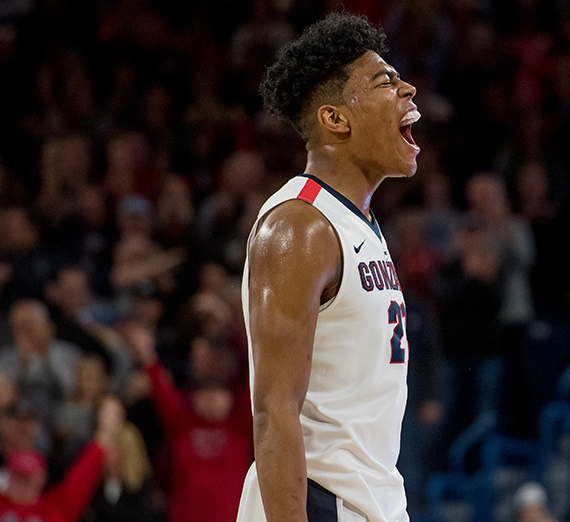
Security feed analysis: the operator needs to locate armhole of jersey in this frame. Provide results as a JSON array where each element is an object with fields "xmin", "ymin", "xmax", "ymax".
[{"xmin": 318, "ymin": 217, "xmax": 344, "ymax": 313}]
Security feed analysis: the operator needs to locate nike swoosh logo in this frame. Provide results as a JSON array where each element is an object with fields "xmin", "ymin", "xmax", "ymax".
[{"xmin": 354, "ymin": 240, "xmax": 366, "ymax": 254}]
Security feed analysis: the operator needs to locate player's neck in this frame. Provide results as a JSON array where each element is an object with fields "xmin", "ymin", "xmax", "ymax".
[{"xmin": 305, "ymin": 149, "xmax": 381, "ymax": 220}]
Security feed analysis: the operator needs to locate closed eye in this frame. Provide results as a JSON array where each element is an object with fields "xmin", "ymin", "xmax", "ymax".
[
  {"xmin": 376, "ymin": 79, "xmax": 395, "ymax": 88},
  {"xmin": 372, "ymin": 69, "xmax": 400, "ymax": 88}
]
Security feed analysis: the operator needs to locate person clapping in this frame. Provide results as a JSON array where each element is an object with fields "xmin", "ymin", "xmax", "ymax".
[{"xmin": 0, "ymin": 395, "xmax": 126, "ymax": 522}]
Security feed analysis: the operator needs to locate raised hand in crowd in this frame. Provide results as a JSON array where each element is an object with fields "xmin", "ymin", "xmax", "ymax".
[
  {"xmin": 94, "ymin": 394, "xmax": 126, "ymax": 450},
  {"xmin": 119, "ymin": 321, "xmax": 157, "ymax": 368}
]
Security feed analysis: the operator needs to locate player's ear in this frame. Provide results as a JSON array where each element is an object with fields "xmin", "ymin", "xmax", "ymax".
[{"xmin": 317, "ymin": 105, "xmax": 351, "ymax": 136}]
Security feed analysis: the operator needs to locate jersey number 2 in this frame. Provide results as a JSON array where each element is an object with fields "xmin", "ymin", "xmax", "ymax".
[{"xmin": 388, "ymin": 301, "xmax": 407, "ymax": 363}]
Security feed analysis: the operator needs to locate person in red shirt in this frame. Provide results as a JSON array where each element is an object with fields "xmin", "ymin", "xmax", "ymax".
[
  {"xmin": 122, "ymin": 322, "xmax": 253, "ymax": 522},
  {"xmin": 0, "ymin": 395, "xmax": 125, "ymax": 522}
]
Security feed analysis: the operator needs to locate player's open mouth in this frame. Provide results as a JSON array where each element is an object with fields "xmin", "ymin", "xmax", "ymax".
[{"xmin": 399, "ymin": 109, "xmax": 421, "ymax": 151}]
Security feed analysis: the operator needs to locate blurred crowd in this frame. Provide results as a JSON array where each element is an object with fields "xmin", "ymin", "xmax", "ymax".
[{"xmin": 0, "ymin": 0, "xmax": 569, "ymax": 521}]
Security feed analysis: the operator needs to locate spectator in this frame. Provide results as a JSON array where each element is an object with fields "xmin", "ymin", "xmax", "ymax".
[
  {"xmin": 35, "ymin": 134, "xmax": 94, "ymax": 231},
  {"xmin": 56, "ymin": 183, "xmax": 116, "ymax": 296},
  {"xmin": 420, "ymin": 171, "xmax": 460, "ymax": 262},
  {"xmin": 53, "ymin": 354, "xmax": 109, "ymax": 466},
  {"xmin": 516, "ymin": 161, "xmax": 568, "ymax": 319},
  {"xmin": 465, "ymin": 173, "xmax": 536, "ymax": 328},
  {"xmin": 432, "ymin": 217, "xmax": 503, "ymax": 469},
  {"xmin": 173, "ymin": 74, "xmax": 234, "ymax": 205},
  {"xmin": 177, "ymin": 289, "xmax": 235, "ymax": 344},
  {"xmin": 111, "ymin": 195, "xmax": 186, "ymax": 307},
  {"xmin": 0, "ymin": 299, "xmax": 83, "ymax": 437},
  {"xmin": 116, "ymin": 194, "xmax": 154, "ymax": 241},
  {"xmin": 121, "ymin": 321, "xmax": 253, "ymax": 522},
  {"xmin": 44, "ymin": 265, "xmax": 134, "ymax": 392},
  {"xmin": 0, "ymin": 207, "xmax": 59, "ymax": 312},
  {"xmin": 0, "ymin": 374, "xmax": 17, "ymax": 419},
  {"xmin": 173, "ymin": 262, "xmax": 247, "ymax": 391},
  {"xmin": 512, "ymin": 482, "xmax": 559, "ymax": 522},
  {"xmin": 82, "ymin": 420, "xmax": 157, "ymax": 522},
  {"xmin": 55, "ymin": 50, "xmax": 99, "ymax": 133},
  {"xmin": 229, "ymin": 0, "xmax": 295, "ymax": 113},
  {"xmin": 0, "ymin": 402, "xmax": 42, "ymax": 459},
  {"xmin": 390, "ymin": 208, "xmax": 441, "ymax": 306},
  {"xmin": 156, "ymin": 173, "xmax": 194, "ymax": 248},
  {"xmin": 45, "ymin": 266, "xmax": 116, "ymax": 368},
  {"xmin": 0, "ymin": 395, "xmax": 126, "ymax": 522},
  {"xmin": 103, "ymin": 130, "xmax": 161, "ymax": 206},
  {"xmin": 195, "ymin": 149, "xmax": 267, "ymax": 275},
  {"xmin": 97, "ymin": 0, "xmax": 170, "ymax": 51},
  {"xmin": 111, "ymin": 233, "xmax": 186, "ymax": 313},
  {"xmin": 383, "ymin": 0, "xmax": 453, "ymax": 91},
  {"xmin": 187, "ymin": 335, "xmax": 241, "ymax": 392},
  {"xmin": 465, "ymin": 172, "xmax": 537, "ymax": 437}
]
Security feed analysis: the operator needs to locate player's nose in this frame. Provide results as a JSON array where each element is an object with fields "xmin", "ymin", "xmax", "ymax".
[{"xmin": 399, "ymin": 80, "xmax": 417, "ymax": 99}]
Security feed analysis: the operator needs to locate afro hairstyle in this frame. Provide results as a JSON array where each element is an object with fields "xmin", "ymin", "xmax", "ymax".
[{"xmin": 259, "ymin": 12, "xmax": 388, "ymax": 140}]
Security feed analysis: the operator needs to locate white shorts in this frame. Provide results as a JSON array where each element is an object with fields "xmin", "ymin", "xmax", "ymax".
[{"xmin": 237, "ymin": 464, "xmax": 369, "ymax": 522}]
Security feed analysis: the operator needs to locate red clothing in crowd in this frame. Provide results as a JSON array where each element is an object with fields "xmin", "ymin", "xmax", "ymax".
[
  {"xmin": 0, "ymin": 442, "xmax": 105, "ymax": 522},
  {"xmin": 146, "ymin": 362, "xmax": 253, "ymax": 522}
]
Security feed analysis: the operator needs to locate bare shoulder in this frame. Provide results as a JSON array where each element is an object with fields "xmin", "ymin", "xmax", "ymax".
[{"xmin": 249, "ymin": 199, "xmax": 340, "ymax": 272}]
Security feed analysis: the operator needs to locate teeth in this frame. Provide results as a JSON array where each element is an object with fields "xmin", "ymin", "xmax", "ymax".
[{"xmin": 400, "ymin": 109, "xmax": 421, "ymax": 127}]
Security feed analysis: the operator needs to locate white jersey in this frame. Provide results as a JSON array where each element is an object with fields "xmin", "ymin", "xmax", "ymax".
[{"xmin": 238, "ymin": 174, "xmax": 409, "ymax": 522}]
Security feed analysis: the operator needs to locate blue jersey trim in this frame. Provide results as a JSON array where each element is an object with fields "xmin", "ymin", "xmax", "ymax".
[{"xmin": 298, "ymin": 174, "xmax": 383, "ymax": 243}]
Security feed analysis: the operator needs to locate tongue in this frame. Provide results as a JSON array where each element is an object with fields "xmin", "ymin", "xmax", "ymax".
[{"xmin": 400, "ymin": 124, "xmax": 416, "ymax": 146}]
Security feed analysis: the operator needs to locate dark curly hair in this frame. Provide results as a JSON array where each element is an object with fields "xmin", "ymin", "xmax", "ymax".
[{"xmin": 259, "ymin": 12, "xmax": 388, "ymax": 140}]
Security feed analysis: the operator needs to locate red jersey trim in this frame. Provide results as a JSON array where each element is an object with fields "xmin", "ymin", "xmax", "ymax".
[{"xmin": 297, "ymin": 178, "xmax": 322, "ymax": 204}]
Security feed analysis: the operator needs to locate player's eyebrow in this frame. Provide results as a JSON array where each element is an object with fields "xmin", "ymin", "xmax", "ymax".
[{"xmin": 370, "ymin": 68, "xmax": 400, "ymax": 82}]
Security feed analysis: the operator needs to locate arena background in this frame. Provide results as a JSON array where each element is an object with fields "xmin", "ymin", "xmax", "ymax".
[{"xmin": 0, "ymin": 1, "xmax": 569, "ymax": 521}]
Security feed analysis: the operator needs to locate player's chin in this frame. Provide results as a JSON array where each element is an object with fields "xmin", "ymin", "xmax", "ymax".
[
  {"xmin": 390, "ymin": 141, "xmax": 419, "ymax": 177},
  {"xmin": 391, "ymin": 156, "xmax": 418, "ymax": 178},
  {"xmin": 403, "ymin": 160, "xmax": 418, "ymax": 177}
]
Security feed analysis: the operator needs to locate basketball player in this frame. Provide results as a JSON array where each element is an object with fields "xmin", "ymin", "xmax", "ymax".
[{"xmin": 237, "ymin": 12, "xmax": 421, "ymax": 522}]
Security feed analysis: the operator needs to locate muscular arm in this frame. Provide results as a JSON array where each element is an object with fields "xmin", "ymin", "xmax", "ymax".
[{"xmin": 248, "ymin": 200, "xmax": 341, "ymax": 522}]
